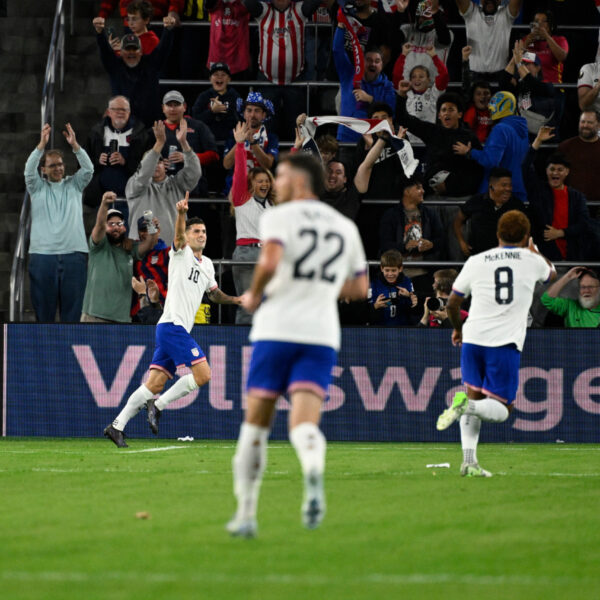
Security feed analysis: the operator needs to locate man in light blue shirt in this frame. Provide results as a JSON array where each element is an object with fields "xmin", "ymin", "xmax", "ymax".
[{"xmin": 24, "ymin": 123, "xmax": 93, "ymax": 321}]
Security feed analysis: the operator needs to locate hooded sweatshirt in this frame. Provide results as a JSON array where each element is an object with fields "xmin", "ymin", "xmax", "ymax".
[
  {"xmin": 470, "ymin": 115, "xmax": 529, "ymax": 201},
  {"xmin": 333, "ymin": 27, "xmax": 396, "ymax": 143}
]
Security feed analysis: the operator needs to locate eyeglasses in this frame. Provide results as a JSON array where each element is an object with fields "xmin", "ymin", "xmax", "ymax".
[
  {"xmin": 109, "ymin": 107, "xmax": 130, "ymax": 113},
  {"xmin": 45, "ymin": 162, "xmax": 64, "ymax": 168},
  {"xmin": 107, "ymin": 221, "xmax": 125, "ymax": 228},
  {"xmin": 580, "ymin": 285, "xmax": 599, "ymax": 291}
]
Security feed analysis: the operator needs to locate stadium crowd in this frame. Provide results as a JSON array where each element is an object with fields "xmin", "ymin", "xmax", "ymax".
[{"xmin": 25, "ymin": 0, "xmax": 600, "ymax": 327}]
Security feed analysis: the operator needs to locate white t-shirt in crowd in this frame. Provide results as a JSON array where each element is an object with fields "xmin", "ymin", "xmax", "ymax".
[
  {"xmin": 577, "ymin": 62, "xmax": 600, "ymax": 114},
  {"xmin": 461, "ymin": 3, "xmax": 516, "ymax": 74}
]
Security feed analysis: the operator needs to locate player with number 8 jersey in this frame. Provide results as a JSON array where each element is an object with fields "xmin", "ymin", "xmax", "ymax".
[{"xmin": 435, "ymin": 210, "xmax": 556, "ymax": 478}]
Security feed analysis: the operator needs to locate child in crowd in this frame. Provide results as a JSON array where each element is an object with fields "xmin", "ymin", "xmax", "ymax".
[
  {"xmin": 393, "ymin": 44, "xmax": 449, "ymax": 144},
  {"xmin": 368, "ymin": 250, "xmax": 417, "ymax": 326},
  {"xmin": 192, "ymin": 63, "xmax": 241, "ymax": 142},
  {"xmin": 109, "ymin": 0, "xmax": 159, "ymax": 56},
  {"xmin": 461, "ymin": 47, "xmax": 493, "ymax": 144}
]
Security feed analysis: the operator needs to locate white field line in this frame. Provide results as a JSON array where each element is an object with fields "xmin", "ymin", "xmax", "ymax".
[
  {"xmin": 0, "ymin": 570, "xmax": 597, "ymax": 587},
  {"xmin": 123, "ymin": 446, "xmax": 189, "ymax": 453}
]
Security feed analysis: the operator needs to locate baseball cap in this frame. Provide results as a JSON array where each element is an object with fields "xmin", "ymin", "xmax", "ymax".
[
  {"xmin": 121, "ymin": 33, "xmax": 141, "ymax": 51},
  {"xmin": 522, "ymin": 52, "xmax": 541, "ymax": 66},
  {"xmin": 162, "ymin": 90, "xmax": 185, "ymax": 105},
  {"xmin": 210, "ymin": 62, "xmax": 231, "ymax": 76},
  {"xmin": 107, "ymin": 208, "xmax": 125, "ymax": 221}
]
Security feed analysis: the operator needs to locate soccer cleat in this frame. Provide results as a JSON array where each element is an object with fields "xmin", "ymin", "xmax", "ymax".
[
  {"xmin": 461, "ymin": 463, "xmax": 492, "ymax": 478},
  {"xmin": 302, "ymin": 470, "xmax": 326, "ymax": 530},
  {"xmin": 103, "ymin": 424, "xmax": 128, "ymax": 448},
  {"xmin": 436, "ymin": 392, "xmax": 469, "ymax": 430},
  {"xmin": 146, "ymin": 399, "xmax": 161, "ymax": 435},
  {"xmin": 226, "ymin": 516, "xmax": 257, "ymax": 539}
]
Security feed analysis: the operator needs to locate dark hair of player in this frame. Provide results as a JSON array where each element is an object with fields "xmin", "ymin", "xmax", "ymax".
[
  {"xmin": 185, "ymin": 217, "xmax": 205, "ymax": 230},
  {"xmin": 497, "ymin": 210, "xmax": 530, "ymax": 244},
  {"xmin": 281, "ymin": 153, "xmax": 325, "ymax": 197},
  {"xmin": 380, "ymin": 249, "xmax": 403, "ymax": 268}
]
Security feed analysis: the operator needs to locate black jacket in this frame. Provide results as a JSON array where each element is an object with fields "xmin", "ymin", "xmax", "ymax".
[
  {"xmin": 97, "ymin": 28, "xmax": 174, "ymax": 127},
  {"xmin": 396, "ymin": 96, "xmax": 484, "ymax": 197},
  {"xmin": 191, "ymin": 87, "xmax": 242, "ymax": 142},
  {"xmin": 524, "ymin": 147, "xmax": 592, "ymax": 261},
  {"xmin": 83, "ymin": 116, "xmax": 148, "ymax": 207},
  {"xmin": 379, "ymin": 201, "xmax": 445, "ymax": 260}
]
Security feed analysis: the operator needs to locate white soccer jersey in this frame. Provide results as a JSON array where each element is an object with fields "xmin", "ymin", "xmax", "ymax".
[
  {"xmin": 158, "ymin": 245, "xmax": 218, "ymax": 333},
  {"xmin": 462, "ymin": 3, "xmax": 515, "ymax": 74},
  {"xmin": 577, "ymin": 62, "xmax": 600, "ymax": 113},
  {"xmin": 452, "ymin": 246, "xmax": 552, "ymax": 351},
  {"xmin": 250, "ymin": 200, "xmax": 367, "ymax": 350}
]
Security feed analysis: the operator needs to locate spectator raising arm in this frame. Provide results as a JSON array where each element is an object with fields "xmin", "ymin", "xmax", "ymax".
[
  {"xmin": 91, "ymin": 191, "xmax": 116, "ymax": 244},
  {"xmin": 354, "ymin": 136, "xmax": 388, "ymax": 194}
]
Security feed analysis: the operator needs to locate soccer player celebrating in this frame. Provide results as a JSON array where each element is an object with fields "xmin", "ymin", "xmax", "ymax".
[
  {"xmin": 103, "ymin": 193, "xmax": 241, "ymax": 448},
  {"xmin": 436, "ymin": 210, "xmax": 556, "ymax": 476},
  {"xmin": 227, "ymin": 154, "xmax": 368, "ymax": 538}
]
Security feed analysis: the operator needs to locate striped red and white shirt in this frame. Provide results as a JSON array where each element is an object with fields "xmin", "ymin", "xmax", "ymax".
[{"xmin": 256, "ymin": 1, "xmax": 308, "ymax": 85}]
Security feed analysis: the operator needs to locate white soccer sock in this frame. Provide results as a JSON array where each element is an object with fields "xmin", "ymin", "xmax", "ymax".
[
  {"xmin": 112, "ymin": 384, "xmax": 155, "ymax": 431},
  {"xmin": 232, "ymin": 423, "xmax": 269, "ymax": 520},
  {"xmin": 459, "ymin": 414, "xmax": 481, "ymax": 465},
  {"xmin": 155, "ymin": 374, "xmax": 199, "ymax": 411},
  {"xmin": 289, "ymin": 422, "xmax": 327, "ymax": 478},
  {"xmin": 466, "ymin": 398, "xmax": 509, "ymax": 423}
]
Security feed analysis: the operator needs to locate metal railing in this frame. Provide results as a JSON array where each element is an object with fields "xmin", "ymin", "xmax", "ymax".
[{"xmin": 9, "ymin": 0, "xmax": 65, "ymax": 322}]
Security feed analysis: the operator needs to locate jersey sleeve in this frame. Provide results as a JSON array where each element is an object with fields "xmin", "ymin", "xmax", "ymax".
[
  {"xmin": 535, "ymin": 253, "xmax": 553, "ymax": 284},
  {"xmin": 205, "ymin": 259, "xmax": 218, "ymax": 291}
]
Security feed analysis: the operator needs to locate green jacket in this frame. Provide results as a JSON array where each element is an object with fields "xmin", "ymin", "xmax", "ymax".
[{"xmin": 540, "ymin": 292, "xmax": 600, "ymax": 327}]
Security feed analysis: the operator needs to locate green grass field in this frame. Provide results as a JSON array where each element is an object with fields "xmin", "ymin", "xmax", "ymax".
[{"xmin": 1, "ymin": 438, "xmax": 598, "ymax": 600}]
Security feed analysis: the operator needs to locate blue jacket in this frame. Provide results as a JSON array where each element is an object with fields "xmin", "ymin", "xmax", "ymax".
[
  {"xmin": 333, "ymin": 27, "xmax": 396, "ymax": 143},
  {"xmin": 470, "ymin": 115, "xmax": 529, "ymax": 201}
]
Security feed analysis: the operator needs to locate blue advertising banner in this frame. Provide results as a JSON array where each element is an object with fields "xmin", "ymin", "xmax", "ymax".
[{"xmin": 3, "ymin": 325, "xmax": 600, "ymax": 442}]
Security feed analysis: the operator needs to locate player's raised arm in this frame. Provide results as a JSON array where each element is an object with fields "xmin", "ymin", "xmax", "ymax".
[
  {"xmin": 527, "ymin": 237, "xmax": 558, "ymax": 283},
  {"xmin": 173, "ymin": 192, "xmax": 189, "ymax": 250},
  {"xmin": 241, "ymin": 240, "xmax": 283, "ymax": 313}
]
